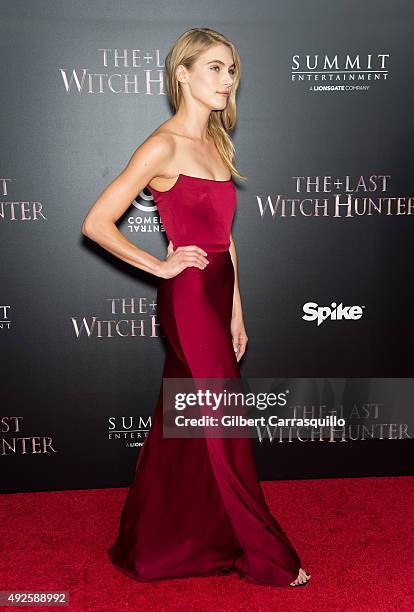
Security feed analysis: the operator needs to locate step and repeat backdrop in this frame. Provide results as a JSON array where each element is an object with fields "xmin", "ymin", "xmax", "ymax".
[{"xmin": 1, "ymin": 1, "xmax": 413, "ymax": 493}]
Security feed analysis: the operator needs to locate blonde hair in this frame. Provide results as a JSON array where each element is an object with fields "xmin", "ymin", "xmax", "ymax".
[{"xmin": 165, "ymin": 27, "xmax": 247, "ymax": 183}]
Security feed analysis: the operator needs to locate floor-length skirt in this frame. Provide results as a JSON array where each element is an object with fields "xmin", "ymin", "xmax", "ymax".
[{"xmin": 108, "ymin": 250, "xmax": 301, "ymax": 586}]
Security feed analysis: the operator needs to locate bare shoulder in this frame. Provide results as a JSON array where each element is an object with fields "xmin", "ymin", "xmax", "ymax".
[
  {"xmin": 81, "ymin": 122, "xmax": 181, "ymax": 231},
  {"xmin": 129, "ymin": 119, "xmax": 186, "ymax": 180},
  {"xmin": 128, "ymin": 131, "xmax": 173, "ymax": 172}
]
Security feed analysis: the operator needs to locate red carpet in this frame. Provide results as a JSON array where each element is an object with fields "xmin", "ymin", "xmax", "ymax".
[{"xmin": 1, "ymin": 476, "xmax": 413, "ymax": 611}]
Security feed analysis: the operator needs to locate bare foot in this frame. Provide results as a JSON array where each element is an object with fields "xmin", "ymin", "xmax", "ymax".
[{"xmin": 290, "ymin": 567, "xmax": 311, "ymax": 586}]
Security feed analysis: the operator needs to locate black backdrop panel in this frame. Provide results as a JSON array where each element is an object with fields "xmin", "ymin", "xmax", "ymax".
[{"xmin": 1, "ymin": 0, "xmax": 413, "ymax": 493}]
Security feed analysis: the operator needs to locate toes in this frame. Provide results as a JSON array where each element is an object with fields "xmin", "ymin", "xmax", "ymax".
[
  {"xmin": 290, "ymin": 567, "xmax": 312, "ymax": 586},
  {"xmin": 297, "ymin": 568, "xmax": 310, "ymax": 584}
]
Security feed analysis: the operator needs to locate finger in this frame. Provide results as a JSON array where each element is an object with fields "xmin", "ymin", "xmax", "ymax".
[
  {"xmin": 177, "ymin": 245, "xmax": 208, "ymax": 257},
  {"xmin": 239, "ymin": 345, "xmax": 246, "ymax": 357},
  {"xmin": 178, "ymin": 251, "xmax": 206, "ymax": 262},
  {"xmin": 232, "ymin": 341, "xmax": 243, "ymax": 361},
  {"xmin": 194, "ymin": 246, "xmax": 208, "ymax": 256},
  {"xmin": 180, "ymin": 253, "xmax": 209, "ymax": 269}
]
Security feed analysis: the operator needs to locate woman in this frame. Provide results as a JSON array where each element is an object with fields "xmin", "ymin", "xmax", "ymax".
[{"xmin": 82, "ymin": 27, "xmax": 310, "ymax": 588}]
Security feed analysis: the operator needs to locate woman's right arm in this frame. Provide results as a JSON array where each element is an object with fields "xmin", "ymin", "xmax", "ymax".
[
  {"xmin": 81, "ymin": 134, "xmax": 208, "ymax": 278},
  {"xmin": 81, "ymin": 135, "xmax": 170, "ymax": 277}
]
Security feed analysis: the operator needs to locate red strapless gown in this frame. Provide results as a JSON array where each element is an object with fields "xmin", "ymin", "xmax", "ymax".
[{"xmin": 108, "ymin": 174, "xmax": 302, "ymax": 586}]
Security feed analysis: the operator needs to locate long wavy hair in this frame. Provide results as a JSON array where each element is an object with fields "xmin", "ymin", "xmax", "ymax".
[{"xmin": 165, "ymin": 28, "xmax": 246, "ymax": 182}]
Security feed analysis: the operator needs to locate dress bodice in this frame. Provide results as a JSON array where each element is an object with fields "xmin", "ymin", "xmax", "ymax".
[{"xmin": 147, "ymin": 174, "xmax": 236, "ymax": 252}]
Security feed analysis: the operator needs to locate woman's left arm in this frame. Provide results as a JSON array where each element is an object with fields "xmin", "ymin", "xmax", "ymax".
[{"xmin": 229, "ymin": 234, "xmax": 249, "ymax": 362}]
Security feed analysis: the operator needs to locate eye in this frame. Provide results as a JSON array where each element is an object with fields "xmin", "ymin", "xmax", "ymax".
[{"xmin": 210, "ymin": 65, "xmax": 236, "ymax": 76}]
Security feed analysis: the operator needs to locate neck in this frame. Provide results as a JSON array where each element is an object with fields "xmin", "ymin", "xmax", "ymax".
[{"xmin": 172, "ymin": 102, "xmax": 212, "ymax": 142}]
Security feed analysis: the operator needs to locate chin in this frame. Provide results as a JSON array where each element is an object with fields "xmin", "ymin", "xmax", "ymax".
[{"xmin": 211, "ymin": 100, "xmax": 228, "ymax": 110}]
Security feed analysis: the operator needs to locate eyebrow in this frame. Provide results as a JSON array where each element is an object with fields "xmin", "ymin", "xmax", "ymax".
[{"xmin": 206, "ymin": 59, "xmax": 235, "ymax": 68}]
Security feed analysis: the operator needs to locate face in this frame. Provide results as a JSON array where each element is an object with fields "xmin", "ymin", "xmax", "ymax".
[{"xmin": 177, "ymin": 43, "xmax": 236, "ymax": 110}]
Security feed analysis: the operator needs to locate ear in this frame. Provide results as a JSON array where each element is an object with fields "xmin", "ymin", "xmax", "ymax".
[{"xmin": 176, "ymin": 64, "xmax": 187, "ymax": 83}]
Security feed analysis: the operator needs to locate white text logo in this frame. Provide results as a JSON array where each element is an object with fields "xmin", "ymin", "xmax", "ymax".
[{"xmin": 302, "ymin": 301, "xmax": 365, "ymax": 326}]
